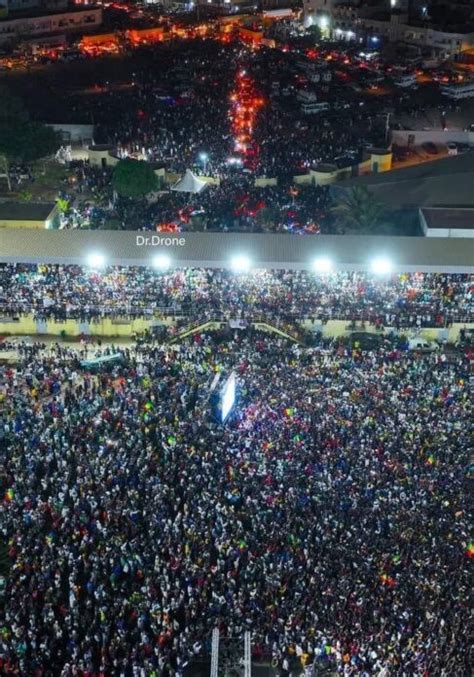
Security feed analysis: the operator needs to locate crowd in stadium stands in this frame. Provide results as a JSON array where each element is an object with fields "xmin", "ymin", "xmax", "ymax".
[
  {"xmin": 0, "ymin": 331, "xmax": 471, "ymax": 675},
  {"xmin": 0, "ymin": 265, "xmax": 472, "ymax": 327}
]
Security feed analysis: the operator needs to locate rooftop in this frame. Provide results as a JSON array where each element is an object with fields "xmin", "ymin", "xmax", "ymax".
[
  {"xmin": 0, "ymin": 5, "xmax": 100, "ymax": 22},
  {"xmin": 421, "ymin": 207, "xmax": 474, "ymax": 230},
  {"xmin": 334, "ymin": 152, "xmax": 474, "ymax": 209},
  {"xmin": 0, "ymin": 230, "xmax": 473, "ymax": 273},
  {"xmin": 0, "ymin": 202, "xmax": 56, "ymax": 222}
]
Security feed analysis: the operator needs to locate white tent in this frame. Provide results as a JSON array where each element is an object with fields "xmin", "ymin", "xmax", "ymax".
[{"xmin": 171, "ymin": 169, "xmax": 208, "ymax": 194}]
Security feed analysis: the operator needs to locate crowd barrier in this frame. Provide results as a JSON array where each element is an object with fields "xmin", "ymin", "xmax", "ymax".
[{"xmin": 0, "ymin": 314, "xmax": 472, "ymax": 341}]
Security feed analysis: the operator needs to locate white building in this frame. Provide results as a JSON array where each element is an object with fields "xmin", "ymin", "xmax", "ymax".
[
  {"xmin": 303, "ymin": 1, "xmax": 474, "ymax": 59},
  {"xmin": 0, "ymin": 6, "xmax": 102, "ymax": 45},
  {"xmin": 420, "ymin": 207, "xmax": 474, "ymax": 238}
]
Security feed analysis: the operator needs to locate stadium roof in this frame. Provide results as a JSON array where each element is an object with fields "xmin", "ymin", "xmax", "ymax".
[
  {"xmin": 0, "ymin": 230, "xmax": 473, "ymax": 273},
  {"xmin": 333, "ymin": 153, "xmax": 474, "ymax": 209}
]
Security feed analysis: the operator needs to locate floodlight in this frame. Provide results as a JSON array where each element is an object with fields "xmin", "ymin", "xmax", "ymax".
[
  {"xmin": 153, "ymin": 254, "xmax": 171, "ymax": 271},
  {"xmin": 230, "ymin": 255, "xmax": 251, "ymax": 272},
  {"xmin": 313, "ymin": 257, "xmax": 333, "ymax": 273},
  {"xmin": 199, "ymin": 152, "xmax": 209, "ymax": 162},
  {"xmin": 370, "ymin": 257, "xmax": 393, "ymax": 275},
  {"xmin": 86, "ymin": 252, "xmax": 106, "ymax": 269},
  {"xmin": 319, "ymin": 16, "xmax": 329, "ymax": 30}
]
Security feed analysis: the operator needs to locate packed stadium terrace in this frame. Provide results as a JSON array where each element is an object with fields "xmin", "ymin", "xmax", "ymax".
[
  {"xmin": 0, "ymin": 330, "xmax": 472, "ymax": 676},
  {"xmin": 0, "ymin": 265, "xmax": 473, "ymax": 326},
  {"xmin": 0, "ymin": 265, "xmax": 473, "ymax": 677}
]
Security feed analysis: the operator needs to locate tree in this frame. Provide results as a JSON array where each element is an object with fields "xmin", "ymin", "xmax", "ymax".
[
  {"xmin": 330, "ymin": 186, "xmax": 388, "ymax": 233},
  {"xmin": 112, "ymin": 159, "xmax": 158, "ymax": 199},
  {"xmin": 0, "ymin": 86, "xmax": 60, "ymax": 191},
  {"xmin": 307, "ymin": 24, "xmax": 322, "ymax": 44}
]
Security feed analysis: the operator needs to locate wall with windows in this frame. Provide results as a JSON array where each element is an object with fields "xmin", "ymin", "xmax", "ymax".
[{"xmin": 0, "ymin": 7, "xmax": 102, "ymax": 44}]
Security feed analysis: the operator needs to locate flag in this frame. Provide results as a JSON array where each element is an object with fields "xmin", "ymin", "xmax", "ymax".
[
  {"xmin": 466, "ymin": 542, "xmax": 474, "ymax": 558},
  {"xmin": 380, "ymin": 574, "xmax": 396, "ymax": 587},
  {"xmin": 426, "ymin": 455, "xmax": 435, "ymax": 466},
  {"xmin": 4, "ymin": 489, "xmax": 14, "ymax": 502},
  {"xmin": 284, "ymin": 407, "xmax": 295, "ymax": 417}
]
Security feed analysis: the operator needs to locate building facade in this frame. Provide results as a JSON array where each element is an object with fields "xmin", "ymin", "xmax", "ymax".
[{"xmin": 0, "ymin": 5, "xmax": 102, "ymax": 44}]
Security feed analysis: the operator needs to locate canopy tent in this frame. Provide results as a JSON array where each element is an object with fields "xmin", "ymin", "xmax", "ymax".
[{"xmin": 171, "ymin": 169, "xmax": 208, "ymax": 194}]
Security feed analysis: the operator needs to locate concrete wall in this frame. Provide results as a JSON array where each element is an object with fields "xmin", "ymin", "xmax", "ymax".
[
  {"xmin": 254, "ymin": 177, "xmax": 278, "ymax": 187},
  {"xmin": 301, "ymin": 319, "xmax": 472, "ymax": 342},
  {"xmin": 425, "ymin": 227, "xmax": 474, "ymax": 238},
  {"xmin": 88, "ymin": 149, "xmax": 119, "ymax": 168},
  {"xmin": 392, "ymin": 130, "xmax": 474, "ymax": 147},
  {"xmin": 0, "ymin": 315, "xmax": 174, "ymax": 337},
  {"xmin": 0, "ymin": 219, "xmax": 45, "ymax": 229},
  {"xmin": 0, "ymin": 314, "xmax": 471, "ymax": 340},
  {"xmin": 47, "ymin": 123, "xmax": 94, "ymax": 145}
]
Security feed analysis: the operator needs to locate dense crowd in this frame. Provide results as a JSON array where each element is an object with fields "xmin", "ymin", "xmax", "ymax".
[
  {"xmin": 0, "ymin": 330, "xmax": 471, "ymax": 675},
  {"xmin": 89, "ymin": 40, "xmax": 380, "ymax": 178},
  {"xmin": 49, "ymin": 38, "xmax": 387, "ymax": 233},
  {"xmin": 0, "ymin": 265, "xmax": 472, "ymax": 327}
]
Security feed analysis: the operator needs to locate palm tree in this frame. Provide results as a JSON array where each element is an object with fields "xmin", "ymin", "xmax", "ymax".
[{"xmin": 330, "ymin": 186, "xmax": 388, "ymax": 233}]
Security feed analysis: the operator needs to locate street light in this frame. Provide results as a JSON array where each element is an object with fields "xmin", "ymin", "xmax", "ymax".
[{"xmin": 199, "ymin": 152, "xmax": 209, "ymax": 175}]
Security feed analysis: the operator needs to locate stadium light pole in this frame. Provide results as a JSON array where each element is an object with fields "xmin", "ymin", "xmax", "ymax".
[{"xmin": 199, "ymin": 152, "xmax": 209, "ymax": 175}]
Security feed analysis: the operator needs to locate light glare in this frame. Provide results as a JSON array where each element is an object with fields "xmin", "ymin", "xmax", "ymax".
[
  {"xmin": 313, "ymin": 257, "xmax": 333, "ymax": 273},
  {"xmin": 230, "ymin": 255, "xmax": 251, "ymax": 272},
  {"xmin": 86, "ymin": 252, "xmax": 106, "ymax": 269},
  {"xmin": 153, "ymin": 254, "xmax": 171, "ymax": 270},
  {"xmin": 371, "ymin": 257, "xmax": 393, "ymax": 275}
]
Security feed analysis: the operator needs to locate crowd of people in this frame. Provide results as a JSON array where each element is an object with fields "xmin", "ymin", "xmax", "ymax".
[
  {"xmin": 0, "ymin": 328, "xmax": 471, "ymax": 675},
  {"xmin": 89, "ymin": 41, "xmax": 380, "ymax": 178},
  {"xmin": 47, "ymin": 38, "xmax": 387, "ymax": 233},
  {"xmin": 0, "ymin": 265, "xmax": 472, "ymax": 328}
]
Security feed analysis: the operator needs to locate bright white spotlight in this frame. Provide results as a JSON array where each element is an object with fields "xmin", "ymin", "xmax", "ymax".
[
  {"xmin": 86, "ymin": 252, "xmax": 106, "ymax": 269},
  {"xmin": 371, "ymin": 257, "xmax": 393, "ymax": 275},
  {"xmin": 319, "ymin": 16, "xmax": 329, "ymax": 30},
  {"xmin": 153, "ymin": 254, "xmax": 171, "ymax": 271},
  {"xmin": 230, "ymin": 255, "xmax": 251, "ymax": 272},
  {"xmin": 313, "ymin": 257, "xmax": 333, "ymax": 273}
]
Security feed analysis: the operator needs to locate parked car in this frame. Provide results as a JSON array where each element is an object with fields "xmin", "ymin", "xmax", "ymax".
[{"xmin": 447, "ymin": 142, "xmax": 458, "ymax": 156}]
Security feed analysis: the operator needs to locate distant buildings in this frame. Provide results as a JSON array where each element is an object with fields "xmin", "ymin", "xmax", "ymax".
[
  {"xmin": 303, "ymin": 0, "xmax": 474, "ymax": 59},
  {"xmin": 0, "ymin": 4, "xmax": 102, "ymax": 46}
]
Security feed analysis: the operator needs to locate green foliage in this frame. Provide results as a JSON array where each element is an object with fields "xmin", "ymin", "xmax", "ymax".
[
  {"xmin": 330, "ymin": 186, "xmax": 388, "ymax": 233},
  {"xmin": 56, "ymin": 197, "xmax": 70, "ymax": 214},
  {"xmin": 112, "ymin": 159, "xmax": 158, "ymax": 199},
  {"xmin": 307, "ymin": 24, "xmax": 322, "ymax": 42},
  {"xmin": 19, "ymin": 190, "xmax": 33, "ymax": 202}
]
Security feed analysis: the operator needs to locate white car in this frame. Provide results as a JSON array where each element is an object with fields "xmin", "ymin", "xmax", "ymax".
[
  {"xmin": 447, "ymin": 142, "xmax": 458, "ymax": 156},
  {"xmin": 407, "ymin": 338, "xmax": 439, "ymax": 352}
]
